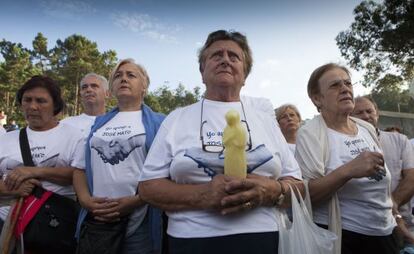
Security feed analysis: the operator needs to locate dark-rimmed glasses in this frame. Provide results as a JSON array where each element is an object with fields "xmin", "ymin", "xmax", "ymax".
[{"xmin": 199, "ymin": 98, "xmax": 252, "ymax": 153}]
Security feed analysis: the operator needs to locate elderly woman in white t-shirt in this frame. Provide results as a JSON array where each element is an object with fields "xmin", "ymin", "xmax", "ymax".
[
  {"xmin": 139, "ymin": 30, "xmax": 303, "ymax": 254},
  {"xmin": 295, "ymin": 63, "xmax": 397, "ymax": 254},
  {"xmin": 73, "ymin": 59, "xmax": 164, "ymax": 254}
]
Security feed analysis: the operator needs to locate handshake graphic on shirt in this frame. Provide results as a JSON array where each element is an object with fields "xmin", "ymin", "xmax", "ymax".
[{"xmin": 91, "ymin": 134, "xmax": 145, "ymax": 165}]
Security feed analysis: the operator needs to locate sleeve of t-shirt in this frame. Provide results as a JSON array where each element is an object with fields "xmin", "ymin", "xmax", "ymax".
[
  {"xmin": 69, "ymin": 132, "xmax": 86, "ymax": 170},
  {"xmin": 401, "ymin": 134, "xmax": 414, "ymax": 170},
  {"xmin": 140, "ymin": 117, "xmax": 175, "ymax": 182}
]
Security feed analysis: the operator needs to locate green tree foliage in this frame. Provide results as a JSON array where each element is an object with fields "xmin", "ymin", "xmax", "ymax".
[
  {"xmin": 0, "ymin": 33, "xmax": 201, "ymax": 125},
  {"xmin": 32, "ymin": 32, "xmax": 49, "ymax": 72},
  {"xmin": 0, "ymin": 34, "xmax": 117, "ymax": 124},
  {"xmin": 0, "ymin": 40, "xmax": 41, "ymax": 122},
  {"xmin": 144, "ymin": 84, "xmax": 202, "ymax": 114},
  {"xmin": 370, "ymin": 74, "xmax": 414, "ymax": 113},
  {"xmin": 336, "ymin": 0, "xmax": 414, "ymax": 86}
]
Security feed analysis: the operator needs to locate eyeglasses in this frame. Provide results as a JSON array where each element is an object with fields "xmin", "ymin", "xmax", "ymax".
[{"xmin": 199, "ymin": 98, "xmax": 252, "ymax": 153}]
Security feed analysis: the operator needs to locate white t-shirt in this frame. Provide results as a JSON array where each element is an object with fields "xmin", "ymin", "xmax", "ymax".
[
  {"xmin": 287, "ymin": 143, "xmax": 296, "ymax": 156},
  {"xmin": 313, "ymin": 125, "xmax": 395, "ymax": 236},
  {"xmin": 61, "ymin": 113, "xmax": 97, "ymax": 137},
  {"xmin": 87, "ymin": 111, "xmax": 147, "ymax": 236},
  {"xmin": 141, "ymin": 99, "xmax": 301, "ymax": 238},
  {"xmin": 240, "ymin": 95, "xmax": 275, "ymax": 120},
  {"xmin": 0, "ymin": 123, "xmax": 85, "ymax": 220},
  {"xmin": 0, "ymin": 125, "xmax": 6, "ymax": 135},
  {"xmin": 379, "ymin": 130, "xmax": 414, "ymax": 231}
]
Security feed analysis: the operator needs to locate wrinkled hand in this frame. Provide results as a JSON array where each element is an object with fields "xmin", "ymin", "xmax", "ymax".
[
  {"xmin": 220, "ymin": 174, "xmax": 279, "ymax": 215},
  {"xmin": 202, "ymin": 174, "xmax": 233, "ymax": 210},
  {"xmin": 346, "ymin": 151, "xmax": 386, "ymax": 181},
  {"xmin": 93, "ymin": 196, "xmax": 141, "ymax": 222},
  {"xmin": 5, "ymin": 166, "xmax": 36, "ymax": 190},
  {"xmin": 394, "ymin": 211, "xmax": 414, "ymax": 244},
  {"xmin": 15, "ymin": 179, "xmax": 41, "ymax": 197}
]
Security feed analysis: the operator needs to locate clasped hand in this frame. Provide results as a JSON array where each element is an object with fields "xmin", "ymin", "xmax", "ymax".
[
  {"xmin": 4, "ymin": 166, "xmax": 37, "ymax": 191},
  {"xmin": 347, "ymin": 151, "xmax": 386, "ymax": 181},
  {"xmin": 83, "ymin": 195, "xmax": 140, "ymax": 222},
  {"xmin": 207, "ymin": 174, "xmax": 278, "ymax": 215}
]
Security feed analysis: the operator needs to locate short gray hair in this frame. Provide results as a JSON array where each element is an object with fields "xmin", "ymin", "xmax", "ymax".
[
  {"xmin": 80, "ymin": 73, "xmax": 109, "ymax": 90},
  {"xmin": 109, "ymin": 58, "xmax": 150, "ymax": 90},
  {"xmin": 198, "ymin": 30, "xmax": 253, "ymax": 79},
  {"xmin": 354, "ymin": 95, "xmax": 379, "ymax": 112},
  {"xmin": 275, "ymin": 104, "xmax": 302, "ymax": 122}
]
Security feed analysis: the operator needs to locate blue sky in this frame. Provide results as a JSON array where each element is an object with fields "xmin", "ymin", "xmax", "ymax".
[{"xmin": 0, "ymin": 0, "xmax": 371, "ymax": 119}]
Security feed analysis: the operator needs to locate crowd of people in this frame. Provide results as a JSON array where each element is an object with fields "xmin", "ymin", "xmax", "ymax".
[{"xmin": 0, "ymin": 29, "xmax": 413, "ymax": 254}]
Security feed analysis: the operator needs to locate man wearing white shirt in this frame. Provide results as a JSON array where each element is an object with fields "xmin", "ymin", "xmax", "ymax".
[
  {"xmin": 61, "ymin": 73, "xmax": 109, "ymax": 136},
  {"xmin": 352, "ymin": 95, "xmax": 414, "ymax": 245}
]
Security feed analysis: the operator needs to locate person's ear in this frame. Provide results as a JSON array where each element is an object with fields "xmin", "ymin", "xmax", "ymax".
[{"xmin": 311, "ymin": 94, "xmax": 322, "ymax": 110}]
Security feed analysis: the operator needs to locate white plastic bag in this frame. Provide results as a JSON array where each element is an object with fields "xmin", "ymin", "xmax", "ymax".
[{"xmin": 277, "ymin": 183, "xmax": 337, "ymax": 254}]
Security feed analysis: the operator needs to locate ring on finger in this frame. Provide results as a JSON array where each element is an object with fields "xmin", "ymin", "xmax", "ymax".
[{"xmin": 243, "ymin": 201, "xmax": 253, "ymax": 209}]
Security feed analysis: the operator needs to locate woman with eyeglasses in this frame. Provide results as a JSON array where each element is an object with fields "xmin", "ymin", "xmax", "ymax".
[
  {"xmin": 295, "ymin": 63, "xmax": 397, "ymax": 254},
  {"xmin": 73, "ymin": 59, "xmax": 165, "ymax": 254},
  {"xmin": 139, "ymin": 30, "xmax": 303, "ymax": 254},
  {"xmin": 275, "ymin": 104, "xmax": 302, "ymax": 155}
]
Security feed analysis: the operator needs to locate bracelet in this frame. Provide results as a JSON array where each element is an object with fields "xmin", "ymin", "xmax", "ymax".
[
  {"xmin": 278, "ymin": 180, "xmax": 287, "ymax": 195},
  {"xmin": 395, "ymin": 213, "xmax": 403, "ymax": 219},
  {"xmin": 273, "ymin": 180, "xmax": 285, "ymax": 207}
]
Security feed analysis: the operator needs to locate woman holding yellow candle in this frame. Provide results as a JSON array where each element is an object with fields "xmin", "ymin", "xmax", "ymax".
[{"xmin": 139, "ymin": 30, "xmax": 302, "ymax": 254}]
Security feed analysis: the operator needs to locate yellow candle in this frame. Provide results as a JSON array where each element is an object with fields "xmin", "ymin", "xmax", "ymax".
[{"xmin": 223, "ymin": 109, "xmax": 247, "ymax": 178}]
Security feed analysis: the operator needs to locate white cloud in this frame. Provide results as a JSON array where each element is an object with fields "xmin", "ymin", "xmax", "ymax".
[
  {"xmin": 40, "ymin": 0, "xmax": 96, "ymax": 20},
  {"xmin": 111, "ymin": 12, "xmax": 181, "ymax": 44}
]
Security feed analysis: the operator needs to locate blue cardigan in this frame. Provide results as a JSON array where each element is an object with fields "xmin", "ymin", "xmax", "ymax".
[{"xmin": 75, "ymin": 104, "xmax": 165, "ymax": 253}]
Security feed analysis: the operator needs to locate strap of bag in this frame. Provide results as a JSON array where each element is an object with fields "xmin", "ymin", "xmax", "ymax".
[
  {"xmin": 19, "ymin": 127, "xmax": 44, "ymax": 198},
  {"xmin": 303, "ymin": 180, "xmax": 313, "ymax": 218},
  {"xmin": 285, "ymin": 181, "xmax": 313, "ymax": 217},
  {"xmin": 19, "ymin": 127, "xmax": 35, "ymax": 167}
]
